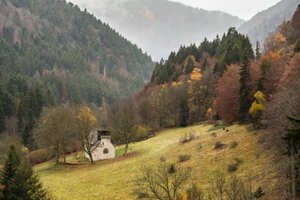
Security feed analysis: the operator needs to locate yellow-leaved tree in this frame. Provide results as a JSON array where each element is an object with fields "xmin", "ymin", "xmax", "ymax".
[
  {"xmin": 188, "ymin": 68, "xmax": 207, "ymax": 124},
  {"xmin": 249, "ymin": 91, "xmax": 266, "ymax": 128},
  {"xmin": 75, "ymin": 106, "xmax": 98, "ymax": 163},
  {"xmin": 190, "ymin": 68, "xmax": 202, "ymax": 81}
]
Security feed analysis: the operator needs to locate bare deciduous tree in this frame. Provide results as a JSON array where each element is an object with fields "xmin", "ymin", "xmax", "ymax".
[
  {"xmin": 34, "ymin": 107, "xmax": 75, "ymax": 164},
  {"xmin": 110, "ymin": 100, "xmax": 139, "ymax": 155},
  {"xmin": 209, "ymin": 172, "xmax": 255, "ymax": 200},
  {"xmin": 135, "ymin": 163, "xmax": 191, "ymax": 200}
]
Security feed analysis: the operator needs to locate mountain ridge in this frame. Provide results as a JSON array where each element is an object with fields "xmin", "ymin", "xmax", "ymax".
[
  {"xmin": 238, "ymin": 0, "xmax": 299, "ymax": 46},
  {"xmin": 69, "ymin": 0, "xmax": 244, "ymax": 61}
]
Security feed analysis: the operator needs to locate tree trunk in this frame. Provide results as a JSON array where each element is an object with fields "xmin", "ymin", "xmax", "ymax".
[
  {"xmin": 88, "ymin": 152, "xmax": 94, "ymax": 164},
  {"xmin": 63, "ymin": 149, "xmax": 66, "ymax": 164},
  {"xmin": 55, "ymin": 150, "xmax": 59, "ymax": 165},
  {"xmin": 124, "ymin": 142, "xmax": 129, "ymax": 156},
  {"xmin": 55, "ymin": 144, "xmax": 60, "ymax": 165}
]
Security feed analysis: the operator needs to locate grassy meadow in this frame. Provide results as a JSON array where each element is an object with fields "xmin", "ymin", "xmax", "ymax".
[{"xmin": 35, "ymin": 124, "xmax": 279, "ymax": 200}]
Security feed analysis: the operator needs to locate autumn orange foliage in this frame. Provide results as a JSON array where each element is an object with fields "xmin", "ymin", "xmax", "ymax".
[
  {"xmin": 261, "ymin": 51, "xmax": 281, "ymax": 65},
  {"xmin": 216, "ymin": 64, "xmax": 240, "ymax": 123}
]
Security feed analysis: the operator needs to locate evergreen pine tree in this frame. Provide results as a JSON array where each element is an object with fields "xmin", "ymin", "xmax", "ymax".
[
  {"xmin": 0, "ymin": 145, "xmax": 49, "ymax": 200},
  {"xmin": 8, "ymin": 159, "xmax": 49, "ymax": 200},
  {"xmin": 184, "ymin": 57, "xmax": 194, "ymax": 74},
  {"xmin": 32, "ymin": 86, "xmax": 45, "ymax": 118},
  {"xmin": 239, "ymin": 55, "xmax": 251, "ymax": 122},
  {"xmin": 255, "ymin": 41, "xmax": 262, "ymax": 60},
  {"xmin": 22, "ymin": 110, "xmax": 36, "ymax": 150},
  {"xmin": 0, "ymin": 145, "xmax": 21, "ymax": 199}
]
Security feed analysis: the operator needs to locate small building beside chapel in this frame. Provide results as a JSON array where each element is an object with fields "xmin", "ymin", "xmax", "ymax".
[{"xmin": 84, "ymin": 98, "xmax": 115, "ymax": 161}]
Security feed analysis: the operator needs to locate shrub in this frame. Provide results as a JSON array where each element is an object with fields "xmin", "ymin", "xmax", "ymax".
[
  {"xmin": 208, "ymin": 121, "xmax": 226, "ymax": 132},
  {"xmin": 27, "ymin": 149, "xmax": 53, "ymax": 165},
  {"xmin": 227, "ymin": 163, "xmax": 239, "ymax": 173},
  {"xmin": 178, "ymin": 154, "xmax": 191, "ymax": 162},
  {"xmin": 214, "ymin": 141, "xmax": 226, "ymax": 150},
  {"xmin": 253, "ymin": 187, "xmax": 265, "ymax": 198},
  {"xmin": 230, "ymin": 141, "xmax": 238, "ymax": 148},
  {"xmin": 180, "ymin": 133, "xmax": 196, "ymax": 144},
  {"xmin": 227, "ymin": 158, "xmax": 242, "ymax": 173}
]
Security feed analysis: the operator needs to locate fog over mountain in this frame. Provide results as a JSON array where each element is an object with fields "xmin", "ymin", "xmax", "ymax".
[
  {"xmin": 238, "ymin": 0, "xmax": 299, "ymax": 47},
  {"xmin": 69, "ymin": 0, "xmax": 244, "ymax": 61}
]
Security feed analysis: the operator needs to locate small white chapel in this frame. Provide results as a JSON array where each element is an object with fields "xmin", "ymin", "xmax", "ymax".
[{"xmin": 85, "ymin": 98, "xmax": 115, "ymax": 161}]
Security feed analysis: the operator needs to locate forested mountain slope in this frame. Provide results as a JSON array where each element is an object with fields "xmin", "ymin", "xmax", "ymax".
[
  {"xmin": 238, "ymin": 0, "xmax": 299, "ymax": 46},
  {"xmin": 69, "ymin": 0, "xmax": 244, "ymax": 60},
  {"xmin": 0, "ymin": 0, "xmax": 154, "ymax": 146},
  {"xmin": 0, "ymin": 0, "xmax": 154, "ymax": 103}
]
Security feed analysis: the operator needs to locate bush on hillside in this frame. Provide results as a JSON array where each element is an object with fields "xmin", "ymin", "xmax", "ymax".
[
  {"xmin": 178, "ymin": 154, "xmax": 191, "ymax": 162},
  {"xmin": 27, "ymin": 149, "xmax": 53, "ymax": 165},
  {"xmin": 227, "ymin": 163, "xmax": 239, "ymax": 173},
  {"xmin": 214, "ymin": 141, "xmax": 226, "ymax": 150},
  {"xmin": 180, "ymin": 133, "xmax": 197, "ymax": 144},
  {"xmin": 253, "ymin": 187, "xmax": 265, "ymax": 198},
  {"xmin": 227, "ymin": 158, "xmax": 242, "ymax": 173}
]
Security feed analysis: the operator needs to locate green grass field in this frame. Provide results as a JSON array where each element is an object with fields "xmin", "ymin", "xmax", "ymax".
[{"xmin": 35, "ymin": 124, "xmax": 279, "ymax": 200}]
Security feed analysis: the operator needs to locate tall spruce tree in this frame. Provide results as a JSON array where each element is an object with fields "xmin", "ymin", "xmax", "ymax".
[
  {"xmin": 255, "ymin": 41, "xmax": 262, "ymax": 60},
  {"xmin": 239, "ymin": 51, "xmax": 251, "ymax": 122},
  {"xmin": 0, "ymin": 145, "xmax": 49, "ymax": 200},
  {"xmin": 0, "ymin": 145, "xmax": 21, "ymax": 198},
  {"xmin": 8, "ymin": 159, "xmax": 49, "ymax": 200}
]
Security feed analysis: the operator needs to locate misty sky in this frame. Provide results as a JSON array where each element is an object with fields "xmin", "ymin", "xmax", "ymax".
[{"xmin": 169, "ymin": 0, "xmax": 282, "ymax": 20}]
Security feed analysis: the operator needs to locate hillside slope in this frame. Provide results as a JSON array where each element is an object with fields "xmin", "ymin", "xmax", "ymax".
[
  {"xmin": 36, "ymin": 124, "xmax": 280, "ymax": 200},
  {"xmin": 69, "ymin": 0, "xmax": 244, "ymax": 60},
  {"xmin": 0, "ymin": 0, "xmax": 154, "ymax": 103},
  {"xmin": 238, "ymin": 0, "xmax": 299, "ymax": 45}
]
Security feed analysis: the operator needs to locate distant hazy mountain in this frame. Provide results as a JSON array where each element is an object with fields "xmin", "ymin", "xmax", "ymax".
[
  {"xmin": 238, "ymin": 0, "xmax": 299, "ymax": 47},
  {"xmin": 69, "ymin": 0, "xmax": 244, "ymax": 61}
]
